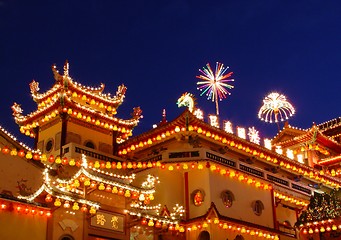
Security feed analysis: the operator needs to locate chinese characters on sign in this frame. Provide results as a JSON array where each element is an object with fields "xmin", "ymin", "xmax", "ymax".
[{"xmin": 91, "ymin": 211, "xmax": 124, "ymax": 232}]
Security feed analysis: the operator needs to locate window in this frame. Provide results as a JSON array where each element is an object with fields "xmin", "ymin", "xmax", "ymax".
[
  {"xmin": 192, "ymin": 189, "xmax": 205, "ymax": 206},
  {"xmin": 84, "ymin": 140, "xmax": 95, "ymax": 149},
  {"xmin": 59, "ymin": 235, "xmax": 74, "ymax": 240},
  {"xmin": 234, "ymin": 235, "xmax": 244, "ymax": 240},
  {"xmin": 221, "ymin": 190, "xmax": 234, "ymax": 208},
  {"xmin": 197, "ymin": 231, "xmax": 210, "ymax": 240},
  {"xmin": 251, "ymin": 200, "xmax": 264, "ymax": 216},
  {"xmin": 45, "ymin": 139, "xmax": 54, "ymax": 153}
]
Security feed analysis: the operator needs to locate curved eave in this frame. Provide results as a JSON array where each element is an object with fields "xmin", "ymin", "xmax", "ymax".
[
  {"xmin": 118, "ymin": 109, "xmax": 199, "ymax": 149},
  {"xmin": 14, "ymin": 98, "xmax": 60, "ymax": 126},
  {"xmin": 67, "ymin": 81, "xmax": 125, "ymax": 107},
  {"xmin": 275, "ymin": 129, "xmax": 341, "ymax": 153},
  {"xmin": 118, "ymin": 109, "xmax": 341, "ymax": 186},
  {"xmin": 0, "ymin": 125, "xmax": 37, "ymax": 153},
  {"xmin": 31, "ymin": 83, "xmax": 62, "ymax": 103},
  {"xmin": 63, "ymin": 96, "xmax": 140, "ymax": 128},
  {"xmin": 271, "ymin": 125, "xmax": 307, "ymax": 144},
  {"xmin": 183, "ymin": 202, "xmax": 281, "ymax": 235}
]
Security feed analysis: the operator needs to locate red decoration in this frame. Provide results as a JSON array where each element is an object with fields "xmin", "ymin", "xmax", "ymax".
[
  {"xmin": 33, "ymin": 154, "xmax": 40, "ymax": 161},
  {"xmin": 2, "ymin": 146, "xmax": 9, "ymax": 154},
  {"xmin": 18, "ymin": 150, "xmax": 25, "ymax": 157}
]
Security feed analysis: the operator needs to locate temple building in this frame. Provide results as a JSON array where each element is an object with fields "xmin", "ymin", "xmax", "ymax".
[{"xmin": 1, "ymin": 62, "xmax": 341, "ymax": 240}]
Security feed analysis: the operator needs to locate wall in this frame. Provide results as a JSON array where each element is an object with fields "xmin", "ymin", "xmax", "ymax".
[{"xmin": 0, "ymin": 211, "xmax": 47, "ymax": 240}]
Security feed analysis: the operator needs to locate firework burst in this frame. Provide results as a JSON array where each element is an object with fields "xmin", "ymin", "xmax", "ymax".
[
  {"xmin": 258, "ymin": 92, "xmax": 295, "ymax": 123},
  {"xmin": 196, "ymin": 62, "xmax": 234, "ymax": 115}
]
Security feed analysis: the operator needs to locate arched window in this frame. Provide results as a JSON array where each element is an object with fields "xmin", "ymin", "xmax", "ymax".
[
  {"xmin": 59, "ymin": 235, "xmax": 74, "ymax": 240},
  {"xmin": 197, "ymin": 230, "xmax": 210, "ymax": 240},
  {"xmin": 45, "ymin": 138, "xmax": 54, "ymax": 153},
  {"xmin": 251, "ymin": 200, "xmax": 264, "ymax": 216},
  {"xmin": 234, "ymin": 235, "xmax": 244, "ymax": 240},
  {"xmin": 221, "ymin": 190, "xmax": 235, "ymax": 208},
  {"xmin": 84, "ymin": 140, "xmax": 95, "ymax": 149}
]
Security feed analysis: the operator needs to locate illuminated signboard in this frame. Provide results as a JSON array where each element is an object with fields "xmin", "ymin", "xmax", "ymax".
[{"xmin": 90, "ymin": 211, "xmax": 125, "ymax": 232}]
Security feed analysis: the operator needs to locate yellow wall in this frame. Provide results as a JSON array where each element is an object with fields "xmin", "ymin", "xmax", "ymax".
[
  {"xmin": 0, "ymin": 210, "xmax": 47, "ymax": 240},
  {"xmin": 49, "ymin": 208, "xmax": 85, "ymax": 240},
  {"xmin": 186, "ymin": 167, "xmax": 274, "ymax": 229},
  {"xmin": 276, "ymin": 204, "xmax": 297, "ymax": 228},
  {"xmin": 68, "ymin": 121, "xmax": 112, "ymax": 150},
  {"xmin": 188, "ymin": 169, "xmax": 211, "ymax": 218},
  {"xmin": 0, "ymin": 152, "xmax": 42, "ymax": 197},
  {"xmin": 209, "ymin": 171, "xmax": 274, "ymax": 228},
  {"xmin": 38, "ymin": 120, "xmax": 62, "ymax": 152}
]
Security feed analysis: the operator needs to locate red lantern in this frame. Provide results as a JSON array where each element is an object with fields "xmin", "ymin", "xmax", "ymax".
[
  {"xmin": 2, "ymin": 146, "xmax": 9, "ymax": 154},
  {"xmin": 155, "ymin": 221, "xmax": 161, "ymax": 228},
  {"xmin": 131, "ymin": 192, "xmax": 139, "ymax": 199},
  {"xmin": 33, "ymin": 154, "xmax": 40, "ymax": 161},
  {"xmin": 100, "ymin": 162, "xmax": 105, "ymax": 169},
  {"xmin": 118, "ymin": 188, "xmax": 124, "ymax": 195},
  {"xmin": 75, "ymin": 160, "xmax": 82, "ymax": 167},
  {"xmin": 111, "ymin": 162, "xmax": 116, "ymax": 169},
  {"xmin": 48, "ymin": 155, "xmax": 54, "ymax": 163},
  {"xmin": 18, "ymin": 150, "xmax": 25, "ymax": 157},
  {"xmin": 62, "ymin": 157, "xmax": 68, "ymax": 165},
  {"xmin": 81, "ymin": 204, "xmax": 88, "ymax": 212},
  {"xmin": 141, "ymin": 218, "xmax": 147, "ymax": 225},
  {"xmin": 122, "ymin": 162, "xmax": 127, "ymax": 169},
  {"xmin": 132, "ymin": 162, "xmax": 137, "ymax": 169},
  {"xmin": 45, "ymin": 194, "xmax": 53, "ymax": 203}
]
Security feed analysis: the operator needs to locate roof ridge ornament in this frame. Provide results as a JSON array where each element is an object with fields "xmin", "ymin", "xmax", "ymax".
[
  {"xmin": 29, "ymin": 80, "xmax": 40, "ymax": 94},
  {"xmin": 63, "ymin": 60, "xmax": 69, "ymax": 78}
]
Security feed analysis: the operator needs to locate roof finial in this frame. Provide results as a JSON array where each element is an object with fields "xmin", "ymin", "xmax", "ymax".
[{"xmin": 63, "ymin": 60, "xmax": 69, "ymax": 77}]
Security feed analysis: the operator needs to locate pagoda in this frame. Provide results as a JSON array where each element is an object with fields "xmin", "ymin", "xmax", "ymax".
[{"xmin": 12, "ymin": 61, "xmax": 142, "ymax": 157}]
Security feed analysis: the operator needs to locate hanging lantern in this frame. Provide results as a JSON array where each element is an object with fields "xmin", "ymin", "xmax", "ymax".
[
  {"xmin": 98, "ymin": 183, "xmax": 105, "ymax": 191},
  {"xmin": 72, "ymin": 202, "xmax": 79, "ymax": 211},
  {"xmin": 141, "ymin": 218, "xmax": 147, "ymax": 225},
  {"xmin": 69, "ymin": 158, "xmax": 75, "ymax": 166},
  {"xmin": 112, "ymin": 186, "xmax": 118, "ymax": 194},
  {"xmin": 18, "ymin": 150, "xmax": 25, "ymax": 157},
  {"xmin": 89, "ymin": 206, "xmax": 96, "ymax": 214},
  {"xmin": 81, "ymin": 204, "xmax": 88, "ymax": 212},
  {"xmin": 148, "ymin": 219, "xmax": 154, "ymax": 227},
  {"xmin": 10, "ymin": 148, "xmax": 17, "ymax": 156},
  {"xmin": 55, "ymin": 156, "xmax": 62, "ymax": 164},
  {"xmin": 40, "ymin": 154, "xmax": 47, "ymax": 162},
  {"xmin": 63, "ymin": 201, "xmax": 70, "ymax": 208},
  {"xmin": 155, "ymin": 221, "xmax": 161, "ymax": 228},
  {"xmin": 118, "ymin": 188, "xmax": 124, "ymax": 195},
  {"xmin": 45, "ymin": 194, "xmax": 53, "ymax": 203},
  {"xmin": 105, "ymin": 185, "xmax": 112, "ymax": 192},
  {"xmin": 124, "ymin": 190, "xmax": 131, "ymax": 198},
  {"xmin": 84, "ymin": 179, "xmax": 90, "ymax": 186},
  {"xmin": 54, "ymin": 198, "xmax": 61, "ymax": 207}
]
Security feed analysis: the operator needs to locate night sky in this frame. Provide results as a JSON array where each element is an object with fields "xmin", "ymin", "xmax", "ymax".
[{"xmin": 1, "ymin": 0, "xmax": 341, "ymax": 146}]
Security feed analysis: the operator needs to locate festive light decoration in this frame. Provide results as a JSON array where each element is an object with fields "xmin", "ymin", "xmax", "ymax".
[
  {"xmin": 296, "ymin": 189, "xmax": 341, "ymax": 227},
  {"xmin": 248, "ymin": 127, "xmax": 260, "ymax": 144},
  {"xmin": 258, "ymin": 92, "xmax": 295, "ymax": 123},
  {"xmin": 196, "ymin": 62, "xmax": 234, "ymax": 115},
  {"xmin": 177, "ymin": 92, "xmax": 196, "ymax": 113},
  {"xmin": 274, "ymin": 191, "xmax": 309, "ymax": 207},
  {"xmin": 12, "ymin": 61, "xmax": 142, "ymax": 141}
]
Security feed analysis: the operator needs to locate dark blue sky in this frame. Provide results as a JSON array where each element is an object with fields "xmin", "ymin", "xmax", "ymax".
[{"xmin": 1, "ymin": 0, "xmax": 341, "ymax": 146}]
